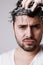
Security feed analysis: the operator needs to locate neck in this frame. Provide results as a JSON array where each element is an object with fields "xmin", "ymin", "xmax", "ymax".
[
  {"xmin": 14, "ymin": 45, "xmax": 41, "ymax": 65},
  {"xmin": 17, "ymin": 45, "xmax": 41, "ymax": 57}
]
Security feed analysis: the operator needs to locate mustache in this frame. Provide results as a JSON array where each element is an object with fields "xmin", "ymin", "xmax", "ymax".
[{"xmin": 22, "ymin": 37, "xmax": 37, "ymax": 42}]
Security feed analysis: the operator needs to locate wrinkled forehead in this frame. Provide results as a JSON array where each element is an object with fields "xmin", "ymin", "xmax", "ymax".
[{"xmin": 15, "ymin": 15, "xmax": 41, "ymax": 25}]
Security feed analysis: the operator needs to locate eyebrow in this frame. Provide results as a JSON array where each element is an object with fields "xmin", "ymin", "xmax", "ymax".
[
  {"xmin": 18, "ymin": 25, "xmax": 27, "ymax": 27},
  {"xmin": 30, "ymin": 23, "xmax": 40, "ymax": 27}
]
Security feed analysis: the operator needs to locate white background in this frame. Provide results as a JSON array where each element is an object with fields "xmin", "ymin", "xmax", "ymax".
[
  {"xmin": 0, "ymin": 0, "xmax": 18, "ymax": 54},
  {"xmin": 0, "ymin": 0, "xmax": 43, "ymax": 54}
]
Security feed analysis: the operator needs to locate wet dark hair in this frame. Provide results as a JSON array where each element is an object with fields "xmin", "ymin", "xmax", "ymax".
[{"xmin": 11, "ymin": 0, "xmax": 43, "ymax": 24}]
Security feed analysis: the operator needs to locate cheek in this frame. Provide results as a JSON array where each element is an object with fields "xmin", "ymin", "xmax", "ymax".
[
  {"xmin": 14, "ymin": 26, "xmax": 24, "ymax": 41},
  {"xmin": 34, "ymin": 29, "xmax": 42, "ymax": 40}
]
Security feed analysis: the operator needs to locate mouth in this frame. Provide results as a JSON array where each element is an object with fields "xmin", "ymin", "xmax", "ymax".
[
  {"xmin": 23, "ymin": 40, "xmax": 34, "ymax": 44},
  {"xmin": 24, "ymin": 39, "xmax": 34, "ymax": 42}
]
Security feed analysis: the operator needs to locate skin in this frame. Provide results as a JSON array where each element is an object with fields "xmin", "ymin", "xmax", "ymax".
[
  {"xmin": 13, "ymin": 0, "xmax": 43, "ymax": 51},
  {"xmin": 13, "ymin": 15, "xmax": 43, "ymax": 65},
  {"xmin": 12, "ymin": 0, "xmax": 43, "ymax": 64},
  {"xmin": 13, "ymin": 15, "xmax": 43, "ymax": 52},
  {"xmin": 21, "ymin": 0, "xmax": 43, "ymax": 11}
]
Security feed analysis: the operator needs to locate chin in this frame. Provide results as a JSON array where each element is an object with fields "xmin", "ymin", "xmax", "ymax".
[{"xmin": 22, "ymin": 45, "xmax": 37, "ymax": 52}]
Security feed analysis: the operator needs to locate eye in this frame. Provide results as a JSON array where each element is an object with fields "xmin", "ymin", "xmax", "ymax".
[
  {"xmin": 19, "ymin": 25, "xmax": 27, "ymax": 29},
  {"xmin": 32, "ymin": 24, "xmax": 40, "ymax": 30}
]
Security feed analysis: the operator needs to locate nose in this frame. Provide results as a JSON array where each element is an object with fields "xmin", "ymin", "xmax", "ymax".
[{"xmin": 25, "ymin": 27, "xmax": 33, "ymax": 38}]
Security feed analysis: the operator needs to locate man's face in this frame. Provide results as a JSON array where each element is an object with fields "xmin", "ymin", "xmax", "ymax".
[{"xmin": 13, "ymin": 15, "xmax": 43, "ymax": 51}]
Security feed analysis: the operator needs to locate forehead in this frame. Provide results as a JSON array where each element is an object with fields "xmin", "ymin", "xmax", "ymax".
[{"xmin": 15, "ymin": 15, "xmax": 41, "ymax": 25}]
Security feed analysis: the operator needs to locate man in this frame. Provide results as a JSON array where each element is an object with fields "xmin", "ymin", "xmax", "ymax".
[{"xmin": 0, "ymin": 0, "xmax": 43, "ymax": 65}]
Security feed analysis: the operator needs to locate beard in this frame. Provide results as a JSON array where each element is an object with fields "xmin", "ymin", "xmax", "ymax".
[
  {"xmin": 18, "ymin": 43, "xmax": 37, "ymax": 52},
  {"xmin": 17, "ymin": 41, "xmax": 38, "ymax": 52},
  {"xmin": 15, "ymin": 34, "xmax": 42, "ymax": 52}
]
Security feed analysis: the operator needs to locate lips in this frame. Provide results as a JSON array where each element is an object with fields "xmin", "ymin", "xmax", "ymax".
[
  {"xmin": 23, "ymin": 39, "xmax": 34, "ymax": 44},
  {"xmin": 24, "ymin": 39, "xmax": 34, "ymax": 42}
]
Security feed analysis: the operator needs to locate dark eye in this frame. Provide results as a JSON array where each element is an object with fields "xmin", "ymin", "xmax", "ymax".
[
  {"xmin": 19, "ymin": 25, "xmax": 27, "ymax": 29},
  {"xmin": 32, "ymin": 25, "xmax": 40, "ymax": 29}
]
